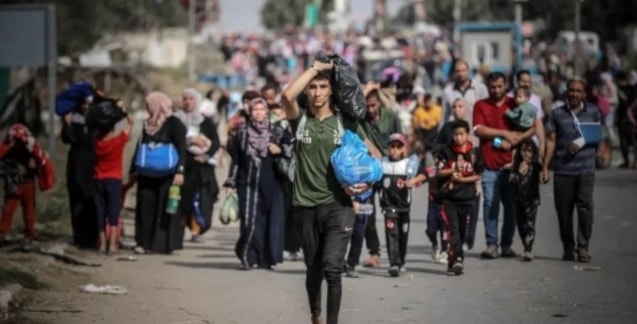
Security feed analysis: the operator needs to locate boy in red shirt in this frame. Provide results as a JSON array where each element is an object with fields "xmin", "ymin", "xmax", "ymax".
[{"xmin": 94, "ymin": 101, "xmax": 134, "ymax": 254}]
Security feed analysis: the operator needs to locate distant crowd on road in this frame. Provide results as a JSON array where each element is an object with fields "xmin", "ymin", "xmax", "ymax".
[{"xmin": 5, "ymin": 40, "xmax": 637, "ymax": 323}]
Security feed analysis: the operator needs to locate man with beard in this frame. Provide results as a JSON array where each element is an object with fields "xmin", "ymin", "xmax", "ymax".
[
  {"xmin": 542, "ymin": 78, "xmax": 601, "ymax": 263},
  {"xmin": 473, "ymin": 72, "xmax": 537, "ymax": 259}
]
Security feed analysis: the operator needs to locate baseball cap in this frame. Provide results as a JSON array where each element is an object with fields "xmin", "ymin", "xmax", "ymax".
[{"xmin": 387, "ymin": 133, "xmax": 406, "ymax": 146}]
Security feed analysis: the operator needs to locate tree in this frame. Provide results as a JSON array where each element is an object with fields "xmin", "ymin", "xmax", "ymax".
[
  {"xmin": 260, "ymin": 0, "xmax": 334, "ymax": 31},
  {"xmin": 417, "ymin": 0, "xmax": 637, "ymax": 43},
  {"xmin": 2, "ymin": 0, "xmax": 187, "ymax": 56}
]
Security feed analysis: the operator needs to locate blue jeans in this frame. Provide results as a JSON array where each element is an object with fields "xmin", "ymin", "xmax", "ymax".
[
  {"xmin": 481, "ymin": 169, "xmax": 516, "ymax": 248},
  {"xmin": 425, "ymin": 201, "xmax": 447, "ymax": 251},
  {"xmin": 346, "ymin": 214, "xmax": 368, "ymax": 268}
]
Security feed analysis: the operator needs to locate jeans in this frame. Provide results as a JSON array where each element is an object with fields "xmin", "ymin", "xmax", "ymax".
[
  {"xmin": 298, "ymin": 201, "xmax": 355, "ymax": 324},
  {"xmin": 346, "ymin": 214, "xmax": 368, "ymax": 268},
  {"xmin": 554, "ymin": 173, "xmax": 595, "ymax": 252},
  {"xmin": 481, "ymin": 169, "xmax": 516, "ymax": 248},
  {"xmin": 425, "ymin": 201, "xmax": 447, "ymax": 251}
]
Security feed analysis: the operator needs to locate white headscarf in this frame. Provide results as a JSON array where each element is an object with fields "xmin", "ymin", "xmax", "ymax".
[{"xmin": 174, "ymin": 88, "xmax": 204, "ymax": 127}]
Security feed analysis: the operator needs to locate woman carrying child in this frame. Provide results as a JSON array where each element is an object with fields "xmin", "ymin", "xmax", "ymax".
[{"xmin": 176, "ymin": 88, "xmax": 220, "ymax": 243}]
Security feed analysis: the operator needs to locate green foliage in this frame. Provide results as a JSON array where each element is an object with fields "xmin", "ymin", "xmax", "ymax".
[
  {"xmin": 2, "ymin": 0, "xmax": 187, "ymax": 56},
  {"xmin": 261, "ymin": 0, "xmax": 334, "ymax": 31},
  {"xmin": 420, "ymin": 0, "xmax": 637, "ymax": 42}
]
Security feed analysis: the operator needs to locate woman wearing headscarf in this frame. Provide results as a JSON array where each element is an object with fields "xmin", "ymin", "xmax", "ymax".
[
  {"xmin": 130, "ymin": 91, "xmax": 186, "ymax": 254},
  {"xmin": 224, "ymin": 97, "xmax": 291, "ymax": 269},
  {"xmin": 175, "ymin": 88, "xmax": 220, "ymax": 243},
  {"xmin": 60, "ymin": 89, "xmax": 98, "ymax": 249}
]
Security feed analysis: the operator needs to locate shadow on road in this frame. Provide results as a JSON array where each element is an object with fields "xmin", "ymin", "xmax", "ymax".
[{"xmin": 164, "ymin": 260, "xmax": 243, "ymax": 271}]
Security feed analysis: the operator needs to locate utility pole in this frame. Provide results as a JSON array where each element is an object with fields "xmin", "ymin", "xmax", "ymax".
[
  {"xmin": 188, "ymin": 0, "xmax": 196, "ymax": 82},
  {"xmin": 513, "ymin": 0, "xmax": 524, "ymax": 28},
  {"xmin": 574, "ymin": 0, "xmax": 583, "ymax": 76},
  {"xmin": 453, "ymin": 0, "xmax": 462, "ymax": 43}
]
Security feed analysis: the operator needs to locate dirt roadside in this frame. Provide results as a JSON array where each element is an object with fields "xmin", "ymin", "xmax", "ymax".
[{"xmin": 1, "ymin": 158, "xmax": 232, "ymax": 324}]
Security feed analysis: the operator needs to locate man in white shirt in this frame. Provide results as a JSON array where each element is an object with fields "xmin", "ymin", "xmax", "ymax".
[
  {"xmin": 442, "ymin": 60, "xmax": 489, "ymax": 134},
  {"xmin": 507, "ymin": 70, "xmax": 546, "ymax": 155},
  {"xmin": 442, "ymin": 60, "xmax": 488, "ymax": 251}
]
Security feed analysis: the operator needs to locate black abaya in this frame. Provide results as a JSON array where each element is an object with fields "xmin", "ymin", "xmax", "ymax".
[
  {"xmin": 62, "ymin": 120, "xmax": 98, "ymax": 249},
  {"xmin": 130, "ymin": 116, "xmax": 187, "ymax": 254},
  {"xmin": 180, "ymin": 118, "xmax": 220, "ymax": 236}
]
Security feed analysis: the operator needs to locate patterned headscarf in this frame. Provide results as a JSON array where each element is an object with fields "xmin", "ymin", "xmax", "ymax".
[
  {"xmin": 144, "ymin": 92, "xmax": 173, "ymax": 136},
  {"xmin": 0, "ymin": 124, "xmax": 47, "ymax": 168},
  {"xmin": 246, "ymin": 97, "xmax": 271, "ymax": 166}
]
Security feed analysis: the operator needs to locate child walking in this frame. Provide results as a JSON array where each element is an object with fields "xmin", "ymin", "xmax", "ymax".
[
  {"xmin": 379, "ymin": 133, "xmax": 433, "ymax": 277},
  {"xmin": 436, "ymin": 120, "xmax": 483, "ymax": 275},
  {"xmin": 509, "ymin": 139, "xmax": 542, "ymax": 261},
  {"xmin": 93, "ymin": 100, "xmax": 134, "ymax": 254},
  {"xmin": 343, "ymin": 198, "xmax": 372, "ymax": 278}
]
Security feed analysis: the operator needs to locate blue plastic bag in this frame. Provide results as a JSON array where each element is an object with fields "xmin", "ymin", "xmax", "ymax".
[
  {"xmin": 55, "ymin": 81, "xmax": 95, "ymax": 117},
  {"xmin": 331, "ymin": 130, "xmax": 383, "ymax": 187}
]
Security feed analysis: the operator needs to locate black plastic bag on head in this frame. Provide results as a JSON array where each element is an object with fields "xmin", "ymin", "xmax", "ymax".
[
  {"xmin": 85, "ymin": 98, "xmax": 127, "ymax": 133},
  {"xmin": 315, "ymin": 52, "xmax": 367, "ymax": 120}
]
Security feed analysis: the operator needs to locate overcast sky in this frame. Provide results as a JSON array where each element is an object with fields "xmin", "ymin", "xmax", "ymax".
[{"xmin": 218, "ymin": 0, "xmax": 404, "ymax": 33}]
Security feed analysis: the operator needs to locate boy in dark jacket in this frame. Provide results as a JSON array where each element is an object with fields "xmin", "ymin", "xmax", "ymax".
[
  {"xmin": 378, "ymin": 133, "xmax": 434, "ymax": 277},
  {"xmin": 436, "ymin": 120, "xmax": 484, "ymax": 275}
]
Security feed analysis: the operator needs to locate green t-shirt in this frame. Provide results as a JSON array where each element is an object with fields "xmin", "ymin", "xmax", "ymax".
[
  {"xmin": 363, "ymin": 107, "xmax": 402, "ymax": 156},
  {"xmin": 290, "ymin": 109, "xmax": 366, "ymax": 207}
]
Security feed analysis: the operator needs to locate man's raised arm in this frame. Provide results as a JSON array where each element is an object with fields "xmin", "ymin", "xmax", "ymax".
[{"xmin": 281, "ymin": 65, "xmax": 323, "ymax": 120}]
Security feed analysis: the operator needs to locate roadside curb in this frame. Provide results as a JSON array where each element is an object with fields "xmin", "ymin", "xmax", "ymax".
[{"xmin": 0, "ymin": 283, "xmax": 23, "ymax": 319}]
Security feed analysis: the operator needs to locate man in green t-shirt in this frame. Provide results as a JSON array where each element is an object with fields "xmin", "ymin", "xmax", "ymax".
[
  {"xmin": 357, "ymin": 87, "xmax": 402, "ymax": 268},
  {"xmin": 282, "ymin": 59, "xmax": 375, "ymax": 324}
]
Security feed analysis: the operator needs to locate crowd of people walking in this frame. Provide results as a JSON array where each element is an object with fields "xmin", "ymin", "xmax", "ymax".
[{"xmin": 2, "ymin": 47, "xmax": 628, "ymax": 324}]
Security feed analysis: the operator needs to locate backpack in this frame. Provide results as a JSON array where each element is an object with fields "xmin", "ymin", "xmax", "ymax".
[{"xmin": 285, "ymin": 111, "xmax": 345, "ymax": 182}]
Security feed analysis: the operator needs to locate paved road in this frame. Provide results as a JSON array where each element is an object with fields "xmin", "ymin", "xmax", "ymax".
[{"xmin": 40, "ymin": 168, "xmax": 637, "ymax": 324}]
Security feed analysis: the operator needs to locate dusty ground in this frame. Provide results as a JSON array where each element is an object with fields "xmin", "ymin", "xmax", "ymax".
[{"xmin": 3, "ymin": 166, "xmax": 636, "ymax": 324}]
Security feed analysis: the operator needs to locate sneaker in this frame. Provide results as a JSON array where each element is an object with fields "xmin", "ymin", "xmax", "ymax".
[
  {"xmin": 431, "ymin": 245, "xmax": 440, "ymax": 261},
  {"xmin": 500, "ymin": 246, "xmax": 518, "ymax": 258},
  {"xmin": 437, "ymin": 251, "xmax": 448, "ymax": 264},
  {"xmin": 191, "ymin": 235, "xmax": 205, "ymax": 243},
  {"xmin": 388, "ymin": 265, "xmax": 400, "ymax": 277},
  {"xmin": 481, "ymin": 245, "xmax": 498, "ymax": 259},
  {"xmin": 286, "ymin": 251, "xmax": 301, "ymax": 261},
  {"xmin": 452, "ymin": 261, "xmax": 464, "ymax": 275},
  {"xmin": 577, "ymin": 248, "xmax": 592, "ymax": 263},
  {"xmin": 563, "ymin": 251, "xmax": 576, "ymax": 261},
  {"xmin": 446, "ymin": 267, "xmax": 456, "ymax": 276},
  {"xmin": 362, "ymin": 255, "xmax": 380, "ymax": 268},
  {"xmin": 522, "ymin": 251, "xmax": 534, "ymax": 262},
  {"xmin": 400, "ymin": 266, "xmax": 407, "ymax": 274},
  {"xmin": 345, "ymin": 265, "xmax": 360, "ymax": 278}
]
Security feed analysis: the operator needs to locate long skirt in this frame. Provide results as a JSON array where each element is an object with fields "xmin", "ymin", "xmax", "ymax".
[
  {"xmin": 235, "ymin": 183, "xmax": 284, "ymax": 268},
  {"xmin": 135, "ymin": 175, "xmax": 183, "ymax": 254},
  {"xmin": 181, "ymin": 167, "xmax": 219, "ymax": 237}
]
